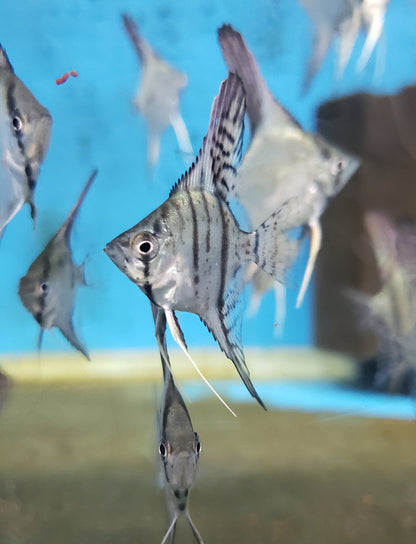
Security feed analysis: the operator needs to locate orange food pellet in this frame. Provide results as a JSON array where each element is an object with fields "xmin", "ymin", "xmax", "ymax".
[
  {"xmin": 55, "ymin": 70, "xmax": 79, "ymax": 85},
  {"xmin": 56, "ymin": 72, "xmax": 69, "ymax": 85}
]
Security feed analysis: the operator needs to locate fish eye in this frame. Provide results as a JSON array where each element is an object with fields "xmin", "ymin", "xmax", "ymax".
[
  {"xmin": 194, "ymin": 432, "xmax": 201, "ymax": 455},
  {"xmin": 330, "ymin": 158, "xmax": 346, "ymax": 176},
  {"xmin": 12, "ymin": 115, "xmax": 23, "ymax": 132},
  {"xmin": 39, "ymin": 282, "xmax": 48, "ymax": 294},
  {"xmin": 159, "ymin": 441, "xmax": 167, "ymax": 458},
  {"xmin": 132, "ymin": 232, "xmax": 159, "ymax": 260}
]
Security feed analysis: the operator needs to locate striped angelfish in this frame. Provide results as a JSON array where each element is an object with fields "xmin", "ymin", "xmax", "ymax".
[
  {"xmin": 153, "ymin": 304, "xmax": 203, "ymax": 544},
  {"xmin": 0, "ymin": 45, "xmax": 52, "ymax": 233},
  {"xmin": 18, "ymin": 170, "xmax": 97, "ymax": 358},
  {"xmin": 105, "ymin": 73, "xmax": 302, "ymax": 409}
]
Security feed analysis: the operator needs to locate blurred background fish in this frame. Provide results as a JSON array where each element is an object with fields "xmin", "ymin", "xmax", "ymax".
[
  {"xmin": 299, "ymin": 0, "xmax": 390, "ymax": 93},
  {"xmin": 218, "ymin": 24, "xmax": 360, "ymax": 330},
  {"xmin": 18, "ymin": 170, "xmax": 97, "ymax": 359},
  {"xmin": 122, "ymin": 13, "xmax": 193, "ymax": 172},
  {"xmin": 351, "ymin": 212, "xmax": 416, "ymax": 393},
  {"xmin": 0, "ymin": 45, "xmax": 51, "ymax": 234}
]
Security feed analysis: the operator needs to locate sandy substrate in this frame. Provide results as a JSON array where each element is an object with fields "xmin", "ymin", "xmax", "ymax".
[{"xmin": 0, "ymin": 350, "xmax": 415, "ymax": 543}]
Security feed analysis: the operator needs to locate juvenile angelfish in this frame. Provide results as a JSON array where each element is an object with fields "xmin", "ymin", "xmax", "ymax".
[
  {"xmin": 0, "ymin": 45, "xmax": 52, "ymax": 233},
  {"xmin": 218, "ymin": 24, "xmax": 359, "ymax": 318},
  {"xmin": 153, "ymin": 304, "xmax": 203, "ymax": 544},
  {"xmin": 18, "ymin": 170, "xmax": 97, "ymax": 358},
  {"xmin": 122, "ymin": 13, "xmax": 193, "ymax": 170},
  {"xmin": 105, "ymin": 73, "xmax": 301, "ymax": 409}
]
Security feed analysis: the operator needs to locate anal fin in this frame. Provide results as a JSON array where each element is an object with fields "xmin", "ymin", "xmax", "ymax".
[{"xmin": 165, "ymin": 310, "xmax": 237, "ymax": 417}]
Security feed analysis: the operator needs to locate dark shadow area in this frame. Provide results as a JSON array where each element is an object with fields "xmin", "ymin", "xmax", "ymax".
[{"xmin": 315, "ymin": 84, "xmax": 416, "ymax": 392}]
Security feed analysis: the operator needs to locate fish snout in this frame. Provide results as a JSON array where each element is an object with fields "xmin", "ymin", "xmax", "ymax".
[
  {"xmin": 104, "ymin": 233, "xmax": 138, "ymax": 277},
  {"xmin": 170, "ymin": 452, "xmax": 197, "ymax": 491},
  {"xmin": 103, "ymin": 239, "xmax": 123, "ymax": 262}
]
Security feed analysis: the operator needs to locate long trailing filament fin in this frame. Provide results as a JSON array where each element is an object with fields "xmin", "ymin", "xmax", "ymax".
[
  {"xmin": 160, "ymin": 514, "xmax": 177, "ymax": 544},
  {"xmin": 165, "ymin": 310, "xmax": 237, "ymax": 418}
]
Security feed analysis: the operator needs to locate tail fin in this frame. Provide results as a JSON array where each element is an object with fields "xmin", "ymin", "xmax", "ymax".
[{"xmin": 251, "ymin": 197, "xmax": 304, "ymax": 283}]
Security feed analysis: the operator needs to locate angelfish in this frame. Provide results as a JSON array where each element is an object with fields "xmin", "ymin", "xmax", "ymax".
[
  {"xmin": 299, "ymin": 0, "xmax": 390, "ymax": 93},
  {"xmin": 0, "ymin": 45, "xmax": 52, "ymax": 233},
  {"xmin": 153, "ymin": 304, "xmax": 203, "ymax": 544},
  {"xmin": 299, "ymin": 0, "xmax": 360, "ymax": 92},
  {"xmin": 18, "ymin": 170, "xmax": 98, "ymax": 358},
  {"xmin": 122, "ymin": 13, "xmax": 193, "ymax": 170},
  {"xmin": 105, "ymin": 73, "xmax": 301, "ymax": 409},
  {"xmin": 358, "ymin": 212, "xmax": 416, "ymax": 392},
  {"xmin": 218, "ymin": 24, "xmax": 359, "ymax": 318}
]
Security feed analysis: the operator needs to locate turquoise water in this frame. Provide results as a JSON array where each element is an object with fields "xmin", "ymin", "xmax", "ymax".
[
  {"xmin": 185, "ymin": 380, "xmax": 416, "ymax": 420},
  {"xmin": 0, "ymin": 0, "xmax": 415, "ymax": 355}
]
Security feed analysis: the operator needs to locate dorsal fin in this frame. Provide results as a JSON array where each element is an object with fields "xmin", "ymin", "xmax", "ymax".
[
  {"xmin": 122, "ymin": 13, "xmax": 154, "ymax": 64},
  {"xmin": 0, "ymin": 45, "xmax": 14, "ymax": 73},
  {"xmin": 58, "ymin": 169, "xmax": 98, "ymax": 242},
  {"xmin": 170, "ymin": 72, "xmax": 245, "ymax": 205}
]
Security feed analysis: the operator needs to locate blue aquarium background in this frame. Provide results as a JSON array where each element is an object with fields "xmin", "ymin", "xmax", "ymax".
[{"xmin": 0, "ymin": 0, "xmax": 415, "ymax": 356}]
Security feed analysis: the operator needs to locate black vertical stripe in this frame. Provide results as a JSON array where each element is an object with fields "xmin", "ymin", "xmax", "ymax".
[
  {"xmin": 200, "ymin": 191, "xmax": 211, "ymax": 253},
  {"xmin": 253, "ymin": 230, "xmax": 259, "ymax": 261},
  {"xmin": 186, "ymin": 189, "xmax": 199, "ymax": 281},
  {"xmin": 217, "ymin": 200, "xmax": 229, "ymax": 326},
  {"xmin": 6, "ymin": 82, "xmax": 36, "ymax": 191},
  {"xmin": 169, "ymin": 199, "xmax": 185, "ymax": 245},
  {"xmin": 143, "ymin": 260, "xmax": 155, "ymax": 303}
]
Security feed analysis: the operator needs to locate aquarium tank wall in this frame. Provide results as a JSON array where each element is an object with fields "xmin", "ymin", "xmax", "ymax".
[{"xmin": 1, "ymin": 1, "xmax": 416, "ymax": 543}]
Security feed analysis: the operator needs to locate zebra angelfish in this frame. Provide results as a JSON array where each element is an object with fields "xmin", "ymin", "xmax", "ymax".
[
  {"xmin": 152, "ymin": 304, "xmax": 203, "ymax": 544},
  {"xmin": 105, "ymin": 73, "xmax": 301, "ymax": 409},
  {"xmin": 18, "ymin": 170, "xmax": 98, "ymax": 359},
  {"xmin": 0, "ymin": 44, "xmax": 52, "ymax": 233}
]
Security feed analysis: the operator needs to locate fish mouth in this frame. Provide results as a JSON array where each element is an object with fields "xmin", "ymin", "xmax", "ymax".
[{"xmin": 104, "ymin": 240, "xmax": 128, "ymax": 272}]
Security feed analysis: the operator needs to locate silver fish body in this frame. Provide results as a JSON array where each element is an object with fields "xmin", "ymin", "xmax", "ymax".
[
  {"xmin": 218, "ymin": 24, "xmax": 360, "ymax": 312},
  {"xmin": 18, "ymin": 170, "xmax": 97, "ymax": 358},
  {"xmin": 153, "ymin": 305, "xmax": 203, "ymax": 544},
  {"xmin": 105, "ymin": 74, "xmax": 300, "ymax": 408},
  {"xmin": 0, "ymin": 45, "xmax": 52, "ymax": 232},
  {"xmin": 122, "ymin": 14, "xmax": 193, "ymax": 170}
]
